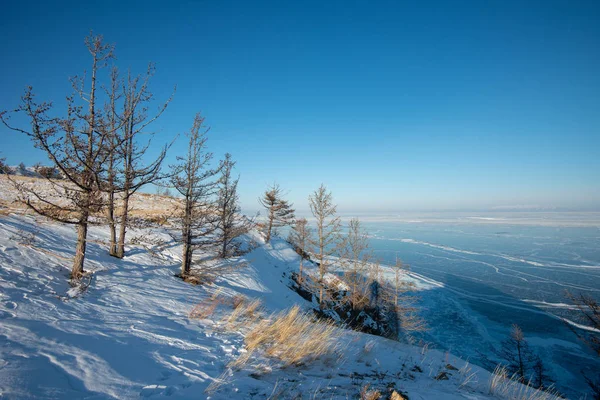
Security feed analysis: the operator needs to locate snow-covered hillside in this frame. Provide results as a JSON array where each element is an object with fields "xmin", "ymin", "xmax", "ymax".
[{"xmin": 0, "ymin": 207, "xmax": 561, "ymax": 398}]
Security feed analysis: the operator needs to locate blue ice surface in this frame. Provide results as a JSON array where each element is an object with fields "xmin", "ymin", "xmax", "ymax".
[{"xmin": 360, "ymin": 215, "xmax": 600, "ymax": 398}]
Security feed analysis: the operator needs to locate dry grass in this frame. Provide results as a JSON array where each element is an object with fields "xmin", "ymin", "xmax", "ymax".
[
  {"xmin": 458, "ymin": 361, "xmax": 478, "ymax": 389},
  {"xmin": 205, "ymin": 303, "xmax": 342, "ymax": 395},
  {"xmin": 360, "ymin": 384, "xmax": 382, "ymax": 400},
  {"xmin": 488, "ymin": 365, "xmax": 560, "ymax": 400},
  {"xmin": 189, "ymin": 290, "xmax": 227, "ymax": 320},
  {"xmin": 224, "ymin": 297, "xmax": 263, "ymax": 329},
  {"xmin": 189, "ymin": 292, "xmax": 264, "ymax": 326},
  {"xmin": 232, "ymin": 305, "xmax": 342, "ymax": 368}
]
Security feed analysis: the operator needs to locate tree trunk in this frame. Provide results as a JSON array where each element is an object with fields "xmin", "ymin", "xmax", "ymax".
[
  {"xmin": 517, "ymin": 342, "xmax": 524, "ymax": 380},
  {"xmin": 72, "ymin": 218, "xmax": 88, "ymax": 279},
  {"xmin": 319, "ymin": 222, "xmax": 324, "ymax": 310},
  {"xmin": 266, "ymin": 210, "xmax": 273, "ymax": 242},
  {"xmin": 116, "ymin": 194, "xmax": 130, "ymax": 258},
  {"xmin": 107, "ymin": 191, "xmax": 117, "ymax": 257},
  {"xmin": 181, "ymin": 242, "xmax": 191, "ymax": 276},
  {"xmin": 221, "ymin": 234, "xmax": 227, "ymax": 259},
  {"xmin": 181, "ymin": 224, "xmax": 192, "ymax": 276}
]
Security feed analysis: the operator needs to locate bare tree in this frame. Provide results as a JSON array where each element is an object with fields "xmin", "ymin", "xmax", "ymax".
[
  {"xmin": 339, "ymin": 218, "xmax": 373, "ymax": 310},
  {"xmin": 170, "ymin": 113, "xmax": 220, "ymax": 277},
  {"xmin": 308, "ymin": 184, "xmax": 341, "ymax": 309},
  {"xmin": 104, "ymin": 65, "xmax": 173, "ymax": 258},
  {"xmin": 258, "ymin": 183, "xmax": 295, "ymax": 242},
  {"xmin": 104, "ymin": 67, "xmax": 123, "ymax": 257},
  {"xmin": 35, "ymin": 164, "xmax": 60, "ymax": 179},
  {"xmin": 18, "ymin": 162, "xmax": 28, "ymax": 175},
  {"xmin": 565, "ymin": 292, "xmax": 600, "ymax": 398},
  {"xmin": 389, "ymin": 257, "xmax": 426, "ymax": 335},
  {"xmin": 532, "ymin": 356, "xmax": 552, "ymax": 390},
  {"xmin": 288, "ymin": 217, "xmax": 312, "ymax": 282},
  {"xmin": 0, "ymin": 33, "xmax": 114, "ymax": 279},
  {"xmin": 0, "ymin": 154, "xmax": 7, "ymax": 174},
  {"xmin": 499, "ymin": 324, "xmax": 535, "ymax": 382},
  {"xmin": 215, "ymin": 153, "xmax": 252, "ymax": 258}
]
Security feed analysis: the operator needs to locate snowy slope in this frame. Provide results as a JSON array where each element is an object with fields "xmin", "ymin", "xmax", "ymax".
[{"xmin": 0, "ymin": 210, "xmax": 560, "ymax": 399}]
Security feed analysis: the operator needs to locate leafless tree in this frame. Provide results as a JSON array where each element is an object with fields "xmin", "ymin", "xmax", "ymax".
[
  {"xmin": 258, "ymin": 183, "xmax": 295, "ymax": 242},
  {"xmin": 339, "ymin": 218, "xmax": 373, "ymax": 310},
  {"xmin": 288, "ymin": 217, "xmax": 312, "ymax": 282},
  {"xmin": 532, "ymin": 356, "xmax": 552, "ymax": 390},
  {"xmin": 215, "ymin": 153, "xmax": 252, "ymax": 258},
  {"xmin": 170, "ymin": 113, "xmax": 220, "ymax": 277},
  {"xmin": 34, "ymin": 164, "xmax": 60, "ymax": 179},
  {"xmin": 104, "ymin": 64, "xmax": 173, "ymax": 258},
  {"xmin": 308, "ymin": 184, "xmax": 341, "ymax": 309},
  {"xmin": 17, "ymin": 162, "xmax": 28, "ymax": 175},
  {"xmin": 104, "ymin": 67, "xmax": 123, "ymax": 257},
  {"xmin": 389, "ymin": 257, "xmax": 426, "ymax": 335},
  {"xmin": 0, "ymin": 154, "xmax": 7, "ymax": 174},
  {"xmin": 499, "ymin": 324, "xmax": 536, "ymax": 382},
  {"xmin": 565, "ymin": 291, "xmax": 600, "ymax": 398},
  {"xmin": 0, "ymin": 33, "xmax": 115, "ymax": 279}
]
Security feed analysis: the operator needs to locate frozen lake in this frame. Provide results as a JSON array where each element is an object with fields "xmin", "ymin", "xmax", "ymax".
[{"xmin": 358, "ymin": 212, "xmax": 600, "ymax": 398}]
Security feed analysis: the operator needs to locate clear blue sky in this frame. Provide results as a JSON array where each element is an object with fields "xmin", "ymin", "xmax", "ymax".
[{"xmin": 1, "ymin": 0, "xmax": 599, "ymax": 213}]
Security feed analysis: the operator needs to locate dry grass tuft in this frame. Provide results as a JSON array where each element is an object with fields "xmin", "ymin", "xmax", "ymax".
[
  {"xmin": 458, "ymin": 361, "xmax": 478, "ymax": 389},
  {"xmin": 224, "ymin": 298, "xmax": 264, "ymax": 330},
  {"xmin": 189, "ymin": 292, "xmax": 264, "ymax": 325},
  {"xmin": 489, "ymin": 365, "xmax": 560, "ymax": 400},
  {"xmin": 232, "ymin": 305, "xmax": 341, "ymax": 368},
  {"xmin": 231, "ymin": 294, "xmax": 246, "ymax": 309},
  {"xmin": 360, "ymin": 384, "xmax": 382, "ymax": 400},
  {"xmin": 189, "ymin": 290, "xmax": 226, "ymax": 320}
]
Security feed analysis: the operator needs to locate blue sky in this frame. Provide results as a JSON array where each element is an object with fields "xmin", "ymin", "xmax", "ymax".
[{"xmin": 1, "ymin": 0, "xmax": 599, "ymax": 213}]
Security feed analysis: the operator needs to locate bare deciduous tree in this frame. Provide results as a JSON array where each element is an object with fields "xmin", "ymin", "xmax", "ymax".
[
  {"xmin": 104, "ymin": 67, "xmax": 123, "ymax": 257},
  {"xmin": 170, "ymin": 113, "xmax": 220, "ymax": 277},
  {"xmin": 34, "ymin": 164, "xmax": 60, "ymax": 179},
  {"xmin": 215, "ymin": 153, "xmax": 252, "ymax": 258},
  {"xmin": 499, "ymin": 324, "xmax": 536, "ymax": 382},
  {"xmin": 0, "ymin": 154, "xmax": 7, "ymax": 174},
  {"xmin": 339, "ymin": 218, "xmax": 373, "ymax": 310},
  {"xmin": 258, "ymin": 183, "xmax": 295, "ymax": 242},
  {"xmin": 105, "ymin": 65, "xmax": 173, "ymax": 259},
  {"xmin": 308, "ymin": 184, "xmax": 341, "ymax": 309},
  {"xmin": 288, "ymin": 217, "xmax": 312, "ymax": 282},
  {"xmin": 0, "ymin": 33, "xmax": 114, "ymax": 279},
  {"xmin": 532, "ymin": 356, "xmax": 552, "ymax": 390},
  {"xmin": 389, "ymin": 257, "xmax": 426, "ymax": 335},
  {"xmin": 565, "ymin": 291, "xmax": 600, "ymax": 398}
]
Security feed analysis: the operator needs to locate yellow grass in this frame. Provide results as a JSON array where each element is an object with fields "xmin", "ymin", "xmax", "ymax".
[
  {"xmin": 232, "ymin": 305, "xmax": 342, "ymax": 368},
  {"xmin": 360, "ymin": 384, "xmax": 382, "ymax": 400},
  {"xmin": 488, "ymin": 365, "xmax": 560, "ymax": 400}
]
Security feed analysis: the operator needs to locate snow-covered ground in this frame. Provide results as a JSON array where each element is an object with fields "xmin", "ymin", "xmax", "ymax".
[{"xmin": 0, "ymin": 210, "xmax": 562, "ymax": 399}]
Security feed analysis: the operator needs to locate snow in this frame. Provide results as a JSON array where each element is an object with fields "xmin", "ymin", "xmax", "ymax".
[{"xmin": 0, "ymin": 196, "xmax": 561, "ymax": 398}]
